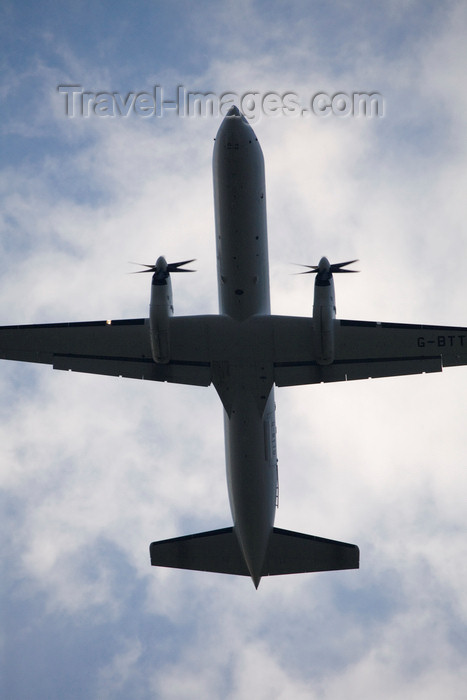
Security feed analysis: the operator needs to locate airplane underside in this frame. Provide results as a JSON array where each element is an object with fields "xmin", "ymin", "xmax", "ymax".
[{"xmin": 2, "ymin": 106, "xmax": 467, "ymax": 587}]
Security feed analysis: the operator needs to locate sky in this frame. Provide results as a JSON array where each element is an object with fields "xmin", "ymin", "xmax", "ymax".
[{"xmin": 1, "ymin": 1, "xmax": 467, "ymax": 698}]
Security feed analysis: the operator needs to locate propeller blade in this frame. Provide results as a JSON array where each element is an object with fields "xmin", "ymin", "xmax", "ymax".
[
  {"xmin": 128, "ymin": 262, "xmax": 157, "ymax": 274},
  {"xmin": 330, "ymin": 268, "xmax": 359, "ymax": 273},
  {"xmin": 330, "ymin": 259, "xmax": 359, "ymax": 273},
  {"xmin": 167, "ymin": 259, "xmax": 196, "ymax": 272},
  {"xmin": 291, "ymin": 263, "xmax": 319, "ymax": 275}
]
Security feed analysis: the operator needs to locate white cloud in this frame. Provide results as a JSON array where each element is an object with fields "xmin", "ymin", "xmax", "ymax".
[{"xmin": 2, "ymin": 2, "xmax": 467, "ymax": 699}]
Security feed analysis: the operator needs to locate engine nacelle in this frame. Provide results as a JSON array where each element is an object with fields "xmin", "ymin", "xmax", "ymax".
[
  {"xmin": 149, "ymin": 257, "xmax": 174, "ymax": 363},
  {"xmin": 312, "ymin": 257, "xmax": 336, "ymax": 365}
]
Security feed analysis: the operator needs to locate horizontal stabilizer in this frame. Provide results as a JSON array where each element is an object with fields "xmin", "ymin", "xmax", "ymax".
[
  {"xmin": 150, "ymin": 526, "xmax": 359, "ymax": 579},
  {"xmin": 262, "ymin": 527, "xmax": 359, "ymax": 575},
  {"xmin": 150, "ymin": 527, "xmax": 250, "ymax": 576}
]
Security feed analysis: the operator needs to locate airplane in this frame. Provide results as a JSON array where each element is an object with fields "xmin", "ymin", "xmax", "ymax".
[{"xmin": 2, "ymin": 106, "xmax": 467, "ymax": 588}]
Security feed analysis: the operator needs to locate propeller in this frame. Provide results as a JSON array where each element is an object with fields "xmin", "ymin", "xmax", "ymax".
[
  {"xmin": 294, "ymin": 257, "xmax": 359, "ymax": 278},
  {"xmin": 130, "ymin": 256, "xmax": 196, "ymax": 274}
]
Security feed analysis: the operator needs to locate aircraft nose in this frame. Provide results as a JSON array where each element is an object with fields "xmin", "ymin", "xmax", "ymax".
[
  {"xmin": 215, "ymin": 107, "xmax": 254, "ymax": 143},
  {"xmin": 224, "ymin": 105, "xmax": 250, "ymax": 125},
  {"xmin": 213, "ymin": 105, "xmax": 263, "ymax": 180}
]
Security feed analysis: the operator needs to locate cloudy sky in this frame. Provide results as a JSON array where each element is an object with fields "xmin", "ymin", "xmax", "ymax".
[{"xmin": 1, "ymin": 1, "xmax": 467, "ymax": 698}]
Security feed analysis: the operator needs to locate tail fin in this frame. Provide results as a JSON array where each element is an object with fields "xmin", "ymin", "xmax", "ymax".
[{"xmin": 149, "ymin": 526, "xmax": 359, "ymax": 578}]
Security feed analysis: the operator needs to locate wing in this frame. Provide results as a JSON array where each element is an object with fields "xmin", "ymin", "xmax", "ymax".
[
  {"xmin": 272, "ymin": 317, "xmax": 467, "ymax": 386},
  {"xmin": 3, "ymin": 314, "xmax": 467, "ymax": 388},
  {"xmin": 0, "ymin": 315, "xmax": 217, "ymax": 387}
]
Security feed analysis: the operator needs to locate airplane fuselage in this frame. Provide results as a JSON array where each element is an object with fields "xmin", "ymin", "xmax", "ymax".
[{"xmin": 213, "ymin": 109, "xmax": 277, "ymax": 585}]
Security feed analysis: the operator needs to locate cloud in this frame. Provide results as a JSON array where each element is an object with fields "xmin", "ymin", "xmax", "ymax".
[
  {"xmin": 2, "ymin": 2, "xmax": 467, "ymax": 699},
  {"xmin": 96, "ymin": 638, "xmax": 144, "ymax": 699}
]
